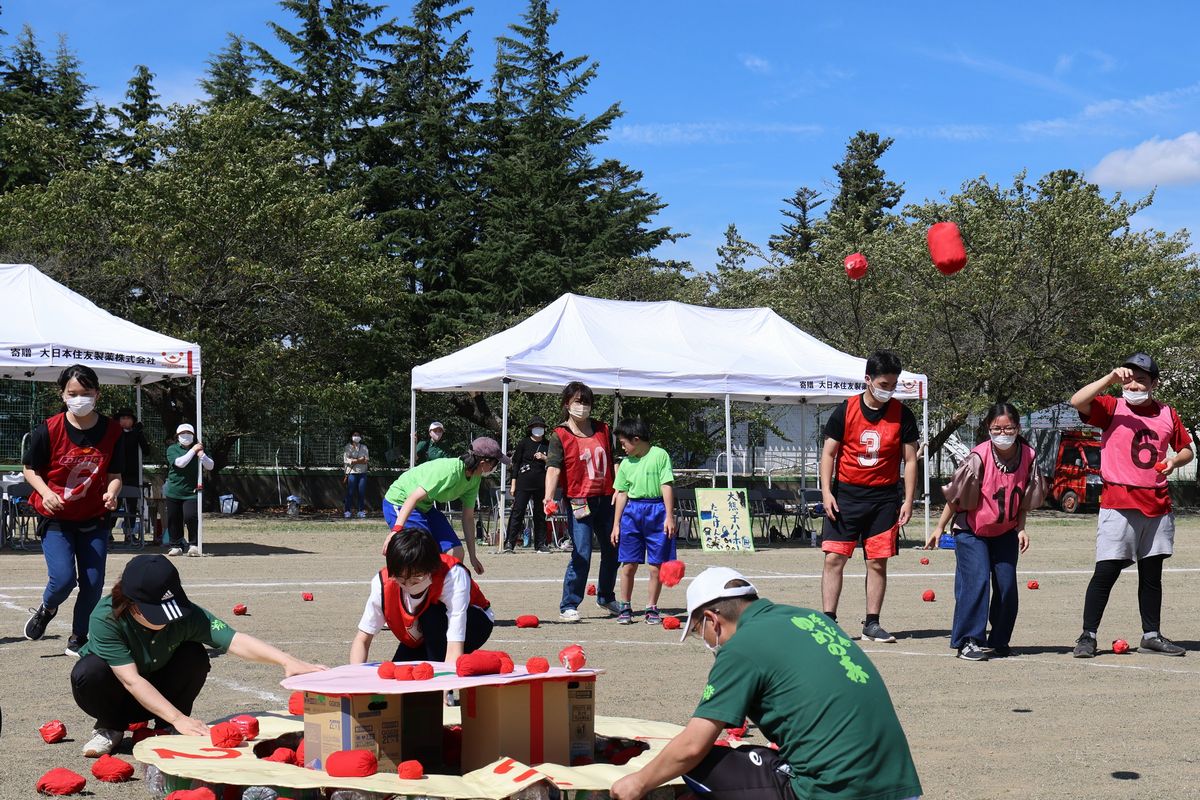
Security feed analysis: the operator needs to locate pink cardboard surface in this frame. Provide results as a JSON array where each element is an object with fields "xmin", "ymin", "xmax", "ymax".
[{"xmin": 281, "ymin": 661, "xmax": 601, "ymax": 695}]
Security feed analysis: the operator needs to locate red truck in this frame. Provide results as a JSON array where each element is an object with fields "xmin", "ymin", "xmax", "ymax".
[{"xmin": 1047, "ymin": 430, "xmax": 1103, "ymax": 513}]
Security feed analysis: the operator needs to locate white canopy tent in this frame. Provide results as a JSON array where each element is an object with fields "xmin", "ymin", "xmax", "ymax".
[
  {"xmin": 0, "ymin": 264, "xmax": 206, "ymax": 549},
  {"xmin": 411, "ymin": 294, "xmax": 931, "ymax": 538}
]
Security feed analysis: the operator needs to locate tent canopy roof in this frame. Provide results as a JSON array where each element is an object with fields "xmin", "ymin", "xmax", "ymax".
[
  {"xmin": 413, "ymin": 294, "xmax": 927, "ymax": 403},
  {"xmin": 0, "ymin": 263, "xmax": 201, "ymax": 385}
]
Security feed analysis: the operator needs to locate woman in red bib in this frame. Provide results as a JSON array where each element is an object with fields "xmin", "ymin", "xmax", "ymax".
[
  {"xmin": 22, "ymin": 364, "xmax": 125, "ymax": 656},
  {"xmin": 350, "ymin": 527, "xmax": 494, "ymax": 665},
  {"xmin": 930, "ymin": 403, "xmax": 1046, "ymax": 661}
]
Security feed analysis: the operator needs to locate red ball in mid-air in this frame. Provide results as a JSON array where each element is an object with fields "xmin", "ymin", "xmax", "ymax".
[
  {"xmin": 927, "ymin": 221, "xmax": 968, "ymax": 276},
  {"xmin": 843, "ymin": 252, "xmax": 868, "ymax": 280}
]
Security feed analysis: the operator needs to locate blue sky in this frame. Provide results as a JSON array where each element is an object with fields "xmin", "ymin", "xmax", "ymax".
[{"xmin": 3, "ymin": 1, "xmax": 1198, "ymax": 268}]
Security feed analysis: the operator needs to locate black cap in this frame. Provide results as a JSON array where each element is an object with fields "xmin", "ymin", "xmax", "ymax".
[
  {"xmin": 527, "ymin": 415, "xmax": 546, "ymax": 432},
  {"xmin": 114, "ymin": 408, "xmax": 136, "ymax": 420},
  {"xmin": 1122, "ymin": 352, "xmax": 1159, "ymax": 380},
  {"xmin": 121, "ymin": 555, "xmax": 193, "ymax": 625}
]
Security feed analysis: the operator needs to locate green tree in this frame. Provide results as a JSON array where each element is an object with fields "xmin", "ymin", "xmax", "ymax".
[
  {"xmin": 201, "ymin": 34, "xmax": 257, "ymax": 106},
  {"xmin": 0, "ymin": 24, "xmax": 51, "ymax": 119},
  {"xmin": 110, "ymin": 64, "xmax": 162, "ymax": 169},
  {"xmin": 827, "ymin": 130, "xmax": 903, "ymax": 238},
  {"xmin": 769, "ymin": 185, "xmax": 825, "ymax": 259}
]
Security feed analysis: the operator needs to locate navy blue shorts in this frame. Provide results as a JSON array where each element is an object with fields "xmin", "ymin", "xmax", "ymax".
[{"xmin": 618, "ymin": 498, "xmax": 675, "ymax": 564}]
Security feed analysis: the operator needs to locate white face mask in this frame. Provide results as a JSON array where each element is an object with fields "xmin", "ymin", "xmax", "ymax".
[
  {"xmin": 178, "ymin": 434, "xmax": 195, "ymax": 447},
  {"xmin": 701, "ymin": 616, "xmax": 722, "ymax": 658},
  {"xmin": 568, "ymin": 403, "xmax": 591, "ymax": 420},
  {"xmin": 64, "ymin": 395, "xmax": 96, "ymax": 416},
  {"xmin": 1123, "ymin": 389, "xmax": 1151, "ymax": 406},
  {"xmin": 531, "ymin": 427, "xmax": 545, "ymax": 437},
  {"xmin": 429, "ymin": 430, "xmax": 443, "ymax": 442},
  {"xmin": 990, "ymin": 433, "xmax": 1017, "ymax": 449},
  {"xmin": 870, "ymin": 386, "xmax": 894, "ymax": 403},
  {"xmin": 403, "ymin": 576, "xmax": 432, "ymax": 595},
  {"xmin": 351, "ymin": 435, "xmax": 362, "ymax": 444}
]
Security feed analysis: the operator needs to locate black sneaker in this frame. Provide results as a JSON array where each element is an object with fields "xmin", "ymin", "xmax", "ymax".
[
  {"xmin": 24, "ymin": 604, "xmax": 57, "ymax": 641},
  {"xmin": 957, "ymin": 641, "xmax": 988, "ymax": 661},
  {"xmin": 1140, "ymin": 634, "xmax": 1186, "ymax": 657},
  {"xmin": 991, "ymin": 645, "xmax": 1013, "ymax": 658},
  {"xmin": 861, "ymin": 620, "xmax": 896, "ymax": 643},
  {"xmin": 65, "ymin": 634, "xmax": 87, "ymax": 658},
  {"xmin": 1073, "ymin": 633, "xmax": 1097, "ymax": 658}
]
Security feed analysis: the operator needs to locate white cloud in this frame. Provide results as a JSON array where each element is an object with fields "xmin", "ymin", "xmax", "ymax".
[
  {"xmin": 1091, "ymin": 132, "xmax": 1200, "ymax": 187},
  {"xmin": 885, "ymin": 124, "xmax": 992, "ymax": 142},
  {"xmin": 740, "ymin": 53, "xmax": 771, "ymax": 74},
  {"xmin": 1082, "ymin": 81, "xmax": 1200, "ymax": 118},
  {"xmin": 1054, "ymin": 49, "xmax": 1116, "ymax": 76},
  {"xmin": 612, "ymin": 122, "xmax": 821, "ymax": 146}
]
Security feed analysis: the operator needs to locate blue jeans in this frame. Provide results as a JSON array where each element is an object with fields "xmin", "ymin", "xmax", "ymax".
[
  {"xmin": 42, "ymin": 519, "xmax": 110, "ymax": 638},
  {"xmin": 951, "ymin": 528, "xmax": 1020, "ymax": 650},
  {"xmin": 344, "ymin": 473, "xmax": 367, "ymax": 514},
  {"xmin": 560, "ymin": 495, "xmax": 618, "ymax": 611}
]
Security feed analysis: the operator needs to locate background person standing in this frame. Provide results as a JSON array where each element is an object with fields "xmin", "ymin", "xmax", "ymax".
[
  {"xmin": 415, "ymin": 420, "xmax": 451, "ymax": 464},
  {"xmin": 504, "ymin": 415, "xmax": 549, "ymax": 553},
  {"xmin": 343, "ymin": 429, "xmax": 369, "ymax": 518},
  {"xmin": 162, "ymin": 423, "xmax": 213, "ymax": 557}
]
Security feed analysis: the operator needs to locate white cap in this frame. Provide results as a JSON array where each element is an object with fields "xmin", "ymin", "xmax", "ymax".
[
  {"xmin": 428, "ymin": 421, "xmax": 444, "ymax": 431},
  {"xmin": 175, "ymin": 423, "xmax": 195, "ymax": 435},
  {"xmin": 680, "ymin": 567, "xmax": 758, "ymax": 642}
]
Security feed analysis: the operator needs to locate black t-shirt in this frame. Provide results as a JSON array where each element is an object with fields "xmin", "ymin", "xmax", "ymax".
[
  {"xmin": 511, "ymin": 437, "xmax": 549, "ymax": 491},
  {"xmin": 23, "ymin": 414, "xmax": 126, "ymax": 474},
  {"xmin": 117, "ymin": 425, "xmax": 150, "ymax": 481},
  {"xmin": 822, "ymin": 395, "xmax": 920, "ymax": 444}
]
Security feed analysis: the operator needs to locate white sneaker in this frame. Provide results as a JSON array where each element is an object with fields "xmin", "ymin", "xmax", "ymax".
[
  {"xmin": 82, "ymin": 728, "xmax": 124, "ymax": 757},
  {"xmin": 186, "ymin": 548, "xmax": 201, "ymax": 557},
  {"xmin": 357, "ymin": 511, "xmax": 367, "ymax": 519},
  {"xmin": 559, "ymin": 608, "xmax": 581, "ymax": 623},
  {"xmin": 343, "ymin": 511, "xmax": 352, "ymax": 519},
  {"xmin": 167, "ymin": 547, "xmax": 183, "ymax": 557}
]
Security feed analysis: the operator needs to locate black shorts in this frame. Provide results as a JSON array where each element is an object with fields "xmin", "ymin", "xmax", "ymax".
[
  {"xmin": 821, "ymin": 484, "xmax": 900, "ymax": 559},
  {"xmin": 685, "ymin": 745, "xmax": 797, "ymax": 800}
]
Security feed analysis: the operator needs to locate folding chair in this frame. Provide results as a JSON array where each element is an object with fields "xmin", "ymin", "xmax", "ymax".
[
  {"xmin": 673, "ymin": 485, "xmax": 697, "ymax": 543},
  {"xmin": 111, "ymin": 484, "xmax": 148, "ymax": 549}
]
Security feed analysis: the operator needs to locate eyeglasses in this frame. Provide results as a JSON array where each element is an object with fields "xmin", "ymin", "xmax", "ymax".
[{"xmin": 988, "ymin": 426, "xmax": 1018, "ymax": 434}]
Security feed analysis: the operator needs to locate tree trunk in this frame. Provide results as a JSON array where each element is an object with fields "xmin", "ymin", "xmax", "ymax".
[
  {"xmin": 448, "ymin": 392, "xmax": 503, "ymax": 433},
  {"xmin": 927, "ymin": 412, "xmax": 969, "ymax": 457}
]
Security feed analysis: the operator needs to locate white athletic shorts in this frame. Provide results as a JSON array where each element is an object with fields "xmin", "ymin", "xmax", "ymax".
[{"xmin": 1095, "ymin": 507, "xmax": 1174, "ymax": 562}]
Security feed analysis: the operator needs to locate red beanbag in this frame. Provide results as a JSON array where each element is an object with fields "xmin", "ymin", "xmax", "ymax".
[
  {"xmin": 411, "ymin": 662, "xmax": 434, "ymax": 680},
  {"xmin": 456, "ymin": 650, "xmax": 503, "ymax": 676},
  {"xmin": 265, "ymin": 747, "xmax": 295, "ymax": 763},
  {"xmin": 288, "ymin": 691, "xmax": 305, "ymax": 715},
  {"xmin": 659, "ymin": 560, "xmax": 686, "ymax": 588},
  {"xmin": 498, "ymin": 654, "xmax": 514, "ymax": 674},
  {"xmin": 210, "ymin": 721, "xmax": 245, "ymax": 748},
  {"xmin": 922, "ymin": 589, "xmax": 936, "ymax": 602},
  {"xmin": 325, "ymin": 749, "xmax": 378, "ymax": 778},
  {"xmin": 526, "ymin": 656, "xmax": 550, "ymax": 674},
  {"xmin": 586, "ymin": 584, "xmax": 597, "ymax": 596},
  {"xmin": 233, "ymin": 603, "xmax": 248, "ymax": 616},
  {"xmin": 610, "ymin": 746, "xmax": 643, "ymax": 766},
  {"xmin": 662, "ymin": 616, "xmax": 681, "ymax": 630},
  {"xmin": 844, "ymin": 252, "xmax": 868, "ymax": 280},
  {"xmin": 302, "ymin": 592, "xmax": 314, "ymax": 601},
  {"xmin": 515, "ymin": 614, "xmax": 540, "ymax": 628},
  {"xmin": 927, "ymin": 221, "xmax": 968, "ymax": 276},
  {"xmin": 559, "ymin": 644, "xmax": 586, "ymax": 671},
  {"xmin": 127, "ymin": 721, "xmax": 148, "ymax": 732},
  {"xmin": 726, "ymin": 722, "xmax": 748, "ymax": 738},
  {"xmin": 39, "ymin": 720, "xmax": 67, "ymax": 743},
  {"xmin": 377, "ymin": 661, "xmax": 396, "ymax": 679},
  {"xmin": 294, "ymin": 739, "xmax": 306, "ymax": 767},
  {"xmin": 36, "ymin": 768, "xmax": 86, "ymax": 795},
  {"xmin": 166, "ymin": 790, "xmax": 216, "ymax": 800},
  {"xmin": 131, "ymin": 727, "xmax": 167, "ymax": 744},
  {"xmin": 91, "ymin": 755, "xmax": 135, "ymax": 782},
  {"xmin": 394, "ymin": 664, "xmax": 415, "ymax": 680},
  {"xmin": 231, "ymin": 715, "xmax": 259, "ymax": 740},
  {"xmin": 397, "ymin": 759, "xmax": 425, "ymax": 780}
]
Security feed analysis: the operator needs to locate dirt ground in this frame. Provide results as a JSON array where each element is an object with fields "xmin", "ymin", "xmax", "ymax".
[{"xmin": 3, "ymin": 512, "xmax": 1200, "ymax": 799}]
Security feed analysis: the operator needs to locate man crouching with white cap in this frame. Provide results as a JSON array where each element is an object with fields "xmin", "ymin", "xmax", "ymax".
[{"xmin": 611, "ymin": 567, "xmax": 922, "ymax": 800}]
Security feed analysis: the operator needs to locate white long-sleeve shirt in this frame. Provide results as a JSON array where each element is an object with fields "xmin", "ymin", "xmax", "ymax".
[
  {"xmin": 174, "ymin": 448, "xmax": 214, "ymax": 471},
  {"xmin": 356, "ymin": 569, "xmax": 493, "ymax": 643}
]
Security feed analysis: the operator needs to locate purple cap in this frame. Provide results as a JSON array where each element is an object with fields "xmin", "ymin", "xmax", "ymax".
[{"xmin": 470, "ymin": 436, "xmax": 511, "ymax": 466}]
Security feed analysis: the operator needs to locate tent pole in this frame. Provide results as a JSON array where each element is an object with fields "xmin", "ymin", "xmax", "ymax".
[
  {"xmin": 135, "ymin": 383, "xmax": 144, "ymax": 515},
  {"xmin": 499, "ymin": 380, "xmax": 510, "ymax": 552},
  {"xmin": 799, "ymin": 399, "xmax": 806, "ymax": 491},
  {"xmin": 195, "ymin": 375, "xmax": 204, "ymax": 555},
  {"xmin": 724, "ymin": 394, "xmax": 733, "ymax": 489},
  {"xmin": 409, "ymin": 388, "xmax": 417, "ymax": 468},
  {"xmin": 922, "ymin": 385, "xmax": 930, "ymax": 542}
]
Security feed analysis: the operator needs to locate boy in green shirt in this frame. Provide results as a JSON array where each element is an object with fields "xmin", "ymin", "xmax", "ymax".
[{"xmin": 609, "ymin": 419, "xmax": 676, "ymax": 625}]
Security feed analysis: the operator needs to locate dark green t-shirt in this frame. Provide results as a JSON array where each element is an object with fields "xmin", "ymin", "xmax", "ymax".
[
  {"xmin": 79, "ymin": 595, "xmax": 237, "ymax": 674},
  {"xmin": 416, "ymin": 438, "xmax": 451, "ymax": 463},
  {"xmin": 163, "ymin": 442, "xmax": 200, "ymax": 500},
  {"xmin": 694, "ymin": 600, "xmax": 922, "ymax": 800}
]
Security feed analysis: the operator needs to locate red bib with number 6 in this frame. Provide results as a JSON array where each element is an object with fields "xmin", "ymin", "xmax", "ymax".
[
  {"xmin": 1100, "ymin": 399, "xmax": 1173, "ymax": 488},
  {"xmin": 836, "ymin": 397, "xmax": 902, "ymax": 487},
  {"xmin": 966, "ymin": 441, "xmax": 1035, "ymax": 537}
]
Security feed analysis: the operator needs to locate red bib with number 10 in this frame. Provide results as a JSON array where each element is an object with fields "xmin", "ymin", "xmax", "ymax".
[{"xmin": 836, "ymin": 398, "xmax": 903, "ymax": 487}]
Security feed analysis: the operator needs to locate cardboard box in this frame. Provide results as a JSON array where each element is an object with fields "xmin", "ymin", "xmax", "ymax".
[
  {"xmin": 461, "ymin": 675, "xmax": 596, "ymax": 770},
  {"xmin": 303, "ymin": 691, "xmax": 443, "ymax": 772}
]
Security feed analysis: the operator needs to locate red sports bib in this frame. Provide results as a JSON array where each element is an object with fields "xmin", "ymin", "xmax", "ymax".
[
  {"xmin": 836, "ymin": 397, "xmax": 903, "ymax": 487},
  {"xmin": 555, "ymin": 421, "xmax": 614, "ymax": 498},
  {"xmin": 380, "ymin": 555, "xmax": 490, "ymax": 648},
  {"xmin": 1100, "ymin": 399, "xmax": 1175, "ymax": 489},
  {"xmin": 30, "ymin": 413, "xmax": 121, "ymax": 521}
]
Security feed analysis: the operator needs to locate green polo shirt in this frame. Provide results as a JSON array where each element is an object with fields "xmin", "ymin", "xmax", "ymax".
[
  {"xmin": 163, "ymin": 442, "xmax": 200, "ymax": 500},
  {"xmin": 613, "ymin": 445, "xmax": 674, "ymax": 500},
  {"xmin": 694, "ymin": 600, "xmax": 921, "ymax": 800},
  {"xmin": 79, "ymin": 595, "xmax": 237, "ymax": 674},
  {"xmin": 385, "ymin": 457, "xmax": 480, "ymax": 512}
]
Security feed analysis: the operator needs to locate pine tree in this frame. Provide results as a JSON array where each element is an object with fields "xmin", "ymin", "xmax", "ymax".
[
  {"xmin": 769, "ymin": 186, "xmax": 825, "ymax": 259},
  {"xmin": 201, "ymin": 34, "xmax": 256, "ymax": 106},
  {"xmin": 827, "ymin": 131, "xmax": 903, "ymax": 237},
  {"xmin": 111, "ymin": 64, "xmax": 162, "ymax": 169},
  {"xmin": 251, "ymin": 0, "xmax": 387, "ymax": 189},
  {"xmin": 469, "ymin": 0, "xmax": 670, "ymax": 318},
  {"xmin": 1, "ymin": 24, "xmax": 52, "ymax": 119}
]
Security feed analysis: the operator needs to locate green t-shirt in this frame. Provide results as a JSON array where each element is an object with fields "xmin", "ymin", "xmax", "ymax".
[
  {"xmin": 78, "ymin": 595, "xmax": 237, "ymax": 674},
  {"xmin": 416, "ymin": 438, "xmax": 451, "ymax": 463},
  {"xmin": 163, "ymin": 442, "xmax": 200, "ymax": 500},
  {"xmin": 694, "ymin": 600, "xmax": 922, "ymax": 800},
  {"xmin": 613, "ymin": 445, "xmax": 675, "ymax": 500},
  {"xmin": 385, "ymin": 457, "xmax": 481, "ymax": 512}
]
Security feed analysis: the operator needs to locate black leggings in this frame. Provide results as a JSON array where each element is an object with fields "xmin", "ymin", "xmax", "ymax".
[
  {"xmin": 390, "ymin": 603, "xmax": 493, "ymax": 662},
  {"xmin": 1082, "ymin": 555, "xmax": 1166, "ymax": 634},
  {"xmin": 71, "ymin": 641, "xmax": 210, "ymax": 730},
  {"xmin": 164, "ymin": 497, "xmax": 198, "ymax": 549},
  {"xmin": 504, "ymin": 487, "xmax": 547, "ymax": 549}
]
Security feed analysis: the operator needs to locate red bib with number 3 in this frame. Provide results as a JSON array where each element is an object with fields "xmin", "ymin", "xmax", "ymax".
[
  {"xmin": 1100, "ymin": 399, "xmax": 1173, "ymax": 488},
  {"xmin": 966, "ymin": 442, "xmax": 1035, "ymax": 537},
  {"xmin": 836, "ymin": 397, "xmax": 902, "ymax": 487}
]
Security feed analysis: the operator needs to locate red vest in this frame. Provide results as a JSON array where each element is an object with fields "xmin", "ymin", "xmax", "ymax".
[
  {"xmin": 836, "ymin": 397, "xmax": 903, "ymax": 487},
  {"xmin": 30, "ymin": 413, "xmax": 121, "ymax": 521},
  {"xmin": 380, "ymin": 554, "xmax": 490, "ymax": 648},
  {"xmin": 554, "ymin": 421, "xmax": 615, "ymax": 498}
]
